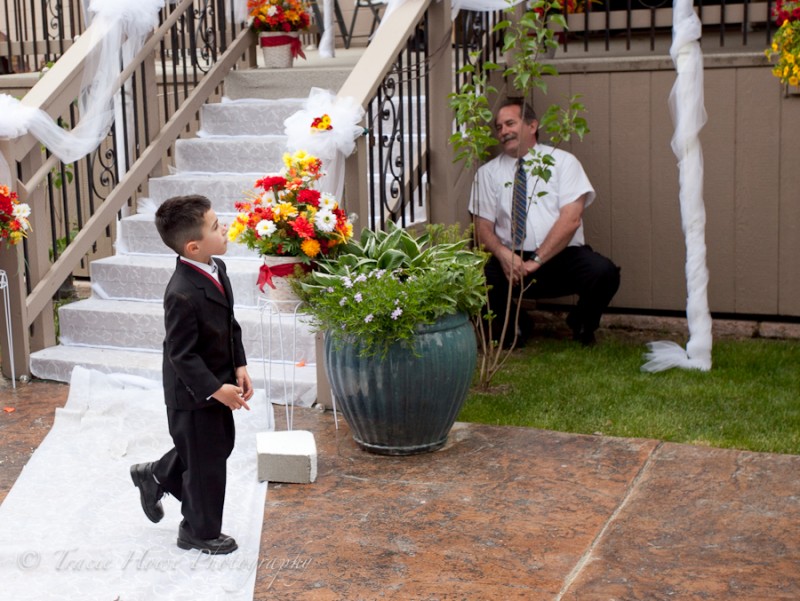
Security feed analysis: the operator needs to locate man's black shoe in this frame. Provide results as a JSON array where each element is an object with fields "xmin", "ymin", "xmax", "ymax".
[
  {"xmin": 177, "ymin": 526, "xmax": 238, "ymax": 555},
  {"xmin": 130, "ymin": 462, "xmax": 165, "ymax": 523},
  {"xmin": 566, "ymin": 312, "xmax": 583, "ymax": 339},
  {"xmin": 565, "ymin": 313, "xmax": 596, "ymax": 346},
  {"xmin": 577, "ymin": 330, "xmax": 597, "ymax": 347}
]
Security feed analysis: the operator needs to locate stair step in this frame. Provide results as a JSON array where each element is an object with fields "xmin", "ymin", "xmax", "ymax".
[
  {"xmin": 145, "ymin": 173, "xmax": 264, "ymax": 213},
  {"xmin": 90, "ymin": 254, "xmax": 275, "ymax": 306},
  {"xmin": 174, "ymin": 135, "xmax": 287, "ymax": 173},
  {"xmin": 117, "ymin": 214, "xmax": 256, "ymax": 258},
  {"xmin": 200, "ymin": 98, "xmax": 305, "ymax": 136},
  {"xmin": 29, "ymin": 345, "xmax": 317, "ymax": 406},
  {"xmin": 56, "ymin": 298, "xmax": 317, "ymax": 364},
  {"xmin": 225, "ymin": 69, "xmax": 352, "ymax": 100}
]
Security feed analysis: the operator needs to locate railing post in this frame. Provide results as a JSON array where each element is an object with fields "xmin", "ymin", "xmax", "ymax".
[
  {"xmin": 426, "ymin": 0, "xmax": 463, "ymax": 227},
  {"xmin": 344, "ymin": 134, "xmax": 371, "ymax": 230},
  {"xmin": 0, "ymin": 143, "xmax": 31, "ymax": 381},
  {"xmin": 19, "ymin": 151, "xmax": 58, "ymax": 355},
  {"xmin": 142, "ymin": 52, "xmax": 165, "ymax": 185}
]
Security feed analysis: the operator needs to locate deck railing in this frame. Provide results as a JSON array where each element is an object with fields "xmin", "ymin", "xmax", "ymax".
[
  {"xmin": 557, "ymin": 0, "xmax": 776, "ymax": 54},
  {"xmin": 0, "ymin": 0, "xmax": 254, "ymax": 378},
  {"xmin": 1, "ymin": 0, "xmax": 777, "ymax": 77}
]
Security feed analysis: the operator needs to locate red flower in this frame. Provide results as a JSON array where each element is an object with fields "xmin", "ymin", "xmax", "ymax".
[
  {"xmin": 257, "ymin": 176, "xmax": 287, "ymax": 190},
  {"xmin": 291, "ymin": 215, "xmax": 315, "ymax": 239},
  {"xmin": 0, "ymin": 196, "xmax": 12, "ymax": 217},
  {"xmin": 297, "ymin": 189, "xmax": 320, "ymax": 207}
]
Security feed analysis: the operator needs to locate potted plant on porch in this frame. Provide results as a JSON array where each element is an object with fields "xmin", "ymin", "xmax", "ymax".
[
  {"xmin": 294, "ymin": 223, "xmax": 488, "ymax": 455},
  {"xmin": 247, "ymin": 0, "xmax": 311, "ymax": 68}
]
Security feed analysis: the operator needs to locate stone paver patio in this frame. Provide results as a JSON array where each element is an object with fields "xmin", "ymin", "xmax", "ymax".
[{"xmin": 2, "ymin": 378, "xmax": 799, "ymax": 600}]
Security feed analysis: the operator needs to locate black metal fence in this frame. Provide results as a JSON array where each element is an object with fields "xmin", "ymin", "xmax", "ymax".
[
  {"xmin": 1, "ymin": 0, "xmax": 84, "ymax": 73},
  {"xmin": 559, "ymin": 0, "xmax": 776, "ymax": 53}
]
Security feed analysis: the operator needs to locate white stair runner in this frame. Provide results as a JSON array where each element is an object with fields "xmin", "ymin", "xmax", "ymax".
[{"xmin": 30, "ymin": 98, "xmax": 319, "ymax": 406}]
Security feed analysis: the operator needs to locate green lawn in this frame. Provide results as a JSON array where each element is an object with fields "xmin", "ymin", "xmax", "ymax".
[{"xmin": 460, "ymin": 332, "xmax": 800, "ymax": 455}]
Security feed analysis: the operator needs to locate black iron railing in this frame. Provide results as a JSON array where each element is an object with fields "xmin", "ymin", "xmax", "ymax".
[
  {"xmin": 365, "ymin": 16, "xmax": 431, "ymax": 230},
  {"xmin": 558, "ymin": 0, "xmax": 776, "ymax": 53}
]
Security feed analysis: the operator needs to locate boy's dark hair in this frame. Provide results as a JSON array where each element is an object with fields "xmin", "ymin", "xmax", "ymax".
[{"xmin": 155, "ymin": 195, "xmax": 212, "ymax": 255}]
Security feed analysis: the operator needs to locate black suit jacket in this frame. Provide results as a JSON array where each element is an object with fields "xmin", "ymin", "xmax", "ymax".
[{"xmin": 161, "ymin": 257, "xmax": 247, "ymax": 410}]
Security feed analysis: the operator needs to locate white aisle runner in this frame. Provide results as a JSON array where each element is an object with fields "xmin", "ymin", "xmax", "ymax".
[{"xmin": 0, "ymin": 367, "xmax": 273, "ymax": 600}]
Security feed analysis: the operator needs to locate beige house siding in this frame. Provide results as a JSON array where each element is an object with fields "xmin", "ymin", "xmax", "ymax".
[{"xmin": 533, "ymin": 55, "xmax": 800, "ymax": 318}]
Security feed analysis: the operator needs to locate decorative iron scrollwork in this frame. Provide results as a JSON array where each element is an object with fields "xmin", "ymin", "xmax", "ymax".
[
  {"xmin": 194, "ymin": 0, "xmax": 218, "ymax": 72},
  {"xmin": 369, "ymin": 19, "xmax": 431, "ymax": 229},
  {"xmin": 46, "ymin": 0, "xmax": 65, "ymax": 41}
]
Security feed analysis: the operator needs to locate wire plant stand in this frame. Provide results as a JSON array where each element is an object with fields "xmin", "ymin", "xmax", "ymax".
[
  {"xmin": 0, "ymin": 270, "xmax": 15, "ymax": 389},
  {"xmin": 257, "ymin": 297, "xmax": 337, "ymax": 431}
]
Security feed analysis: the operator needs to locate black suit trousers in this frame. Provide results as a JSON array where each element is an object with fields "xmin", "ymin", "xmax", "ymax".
[
  {"xmin": 154, "ymin": 403, "xmax": 235, "ymax": 539},
  {"xmin": 485, "ymin": 245, "xmax": 620, "ymax": 341}
]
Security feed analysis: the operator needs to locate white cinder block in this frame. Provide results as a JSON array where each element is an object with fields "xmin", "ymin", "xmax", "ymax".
[{"xmin": 256, "ymin": 430, "xmax": 317, "ymax": 484}]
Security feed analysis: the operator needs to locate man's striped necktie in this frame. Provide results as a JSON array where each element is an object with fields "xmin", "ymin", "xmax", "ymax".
[{"xmin": 512, "ymin": 158, "xmax": 527, "ymax": 249}]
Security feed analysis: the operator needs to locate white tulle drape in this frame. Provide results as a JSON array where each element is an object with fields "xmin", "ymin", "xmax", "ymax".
[
  {"xmin": 641, "ymin": 0, "xmax": 712, "ymax": 373},
  {"xmin": 0, "ymin": 0, "xmax": 163, "ymax": 186},
  {"xmin": 232, "ymin": 0, "xmax": 248, "ymax": 22},
  {"xmin": 319, "ymin": 0, "xmax": 336, "ymax": 58},
  {"xmin": 284, "ymin": 88, "xmax": 365, "ymax": 199}
]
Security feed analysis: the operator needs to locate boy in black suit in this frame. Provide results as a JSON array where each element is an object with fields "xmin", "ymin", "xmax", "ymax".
[{"xmin": 130, "ymin": 195, "xmax": 253, "ymax": 555}]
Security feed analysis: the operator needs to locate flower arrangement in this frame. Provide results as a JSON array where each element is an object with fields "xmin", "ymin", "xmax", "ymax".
[
  {"xmin": 0, "ymin": 185, "xmax": 32, "ymax": 247},
  {"xmin": 228, "ymin": 151, "xmax": 353, "ymax": 266},
  {"xmin": 311, "ymin": 114, "xmax": 333, "ymax": 132},
  {"xmin": 247, "ymin": 0, "xmax": 311, "ymax": 33},
  {"xmin": 295, "ymin": 223, "xmax": 487, "ymax": 357},
  {"xmin": 766, "ymin": 0, "xmax": 800, "ymax": 86}
]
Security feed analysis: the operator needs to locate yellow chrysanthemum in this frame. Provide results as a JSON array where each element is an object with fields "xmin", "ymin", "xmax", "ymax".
[
  {"xmin": 301, "ymin": 238, "xmax": 321, "ymax": 258},
  {"xmin": 790, "ymin": 76, "xmax": 800, "ymax": 86},
  {"xmin": 228, "ymin": 219, "xmax": 245, "ymax": 240},
  {"xmin": 274, "ymin": 202, "xmax": 298, "ymax": 220}
]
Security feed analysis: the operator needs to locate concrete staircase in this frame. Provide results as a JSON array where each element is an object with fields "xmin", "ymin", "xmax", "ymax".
[
  {"xmin": 29, "ymin": 50, "xmax": 430, "ymax": 402},
  {"xmin": 30, "ymin": 84, "xmax": 325, "ymax": 405}
]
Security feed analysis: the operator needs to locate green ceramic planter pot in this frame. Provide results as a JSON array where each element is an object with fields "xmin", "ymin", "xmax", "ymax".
[{"xmin": 324, "ymin": 312, "xmax": 477, "ymax": 455}]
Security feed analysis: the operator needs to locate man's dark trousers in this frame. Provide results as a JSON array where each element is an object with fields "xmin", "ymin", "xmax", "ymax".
[{"xmin": 485, "ymin": 245, "xmax": 620, "ymax": 344}]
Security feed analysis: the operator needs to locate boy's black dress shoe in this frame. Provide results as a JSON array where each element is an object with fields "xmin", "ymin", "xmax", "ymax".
[
  {"xmin": 177, "ymin": 525, "xmax": 238, "ymax": 555},
  {"xmin": 130, "ymin": 462, "xmax": 165, "ymax": 523}
]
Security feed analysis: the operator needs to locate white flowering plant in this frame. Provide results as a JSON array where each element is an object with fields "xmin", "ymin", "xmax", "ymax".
[{"xmin": 294, "ymin": 222, "xmax": 487, "ymax": 357}]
